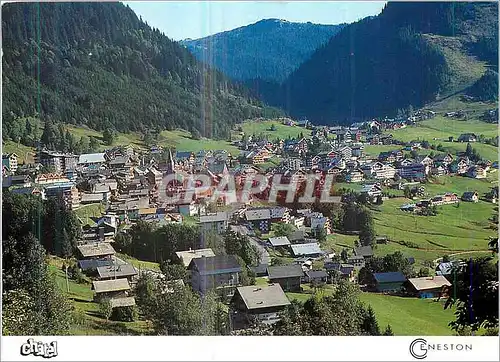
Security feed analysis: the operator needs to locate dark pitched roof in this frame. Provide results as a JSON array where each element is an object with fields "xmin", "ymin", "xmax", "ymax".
[
  {"xmin": 305, "ymin": 270, "xmax": 328, "ymax": 279},
  {"xmin": 249, "ymin": 264, "xmax": 268, "ymax": 276},
  {"xmin": 78, "ymin": 259, "xmax": 114, "ymax": 271},
  {"xmin": 373, "ymin": 272, "xmax": 407, "ymax": 284},
  {"xmin": 189, "ymin": 255, "xmax": 242, "ymax": 275},
  {"xmin": 267, "ymin": 265, "xmax": 304, "ymax": 279},
  {"xmin": 354, "ymin": 245, "xmax": 374, "ymax": 257}
]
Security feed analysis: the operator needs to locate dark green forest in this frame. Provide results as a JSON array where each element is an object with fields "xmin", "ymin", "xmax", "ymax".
[
  {"xmin": 2, "ymin": 2, "xmax": 282, "ymax": 143},
  {"xmin": 249, "ymin": 2, "xmax": 498, "ymax": 124},
  {"xmin": 182, "ymin": 19, "xmax": 346, "ymax": 83}
]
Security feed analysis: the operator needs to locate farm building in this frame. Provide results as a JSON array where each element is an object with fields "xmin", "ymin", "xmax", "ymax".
[
  {"xmin": 373, "ymin": 272, "xmax": 407, "ymax": 293},
  {"xmin": 267, "ymin": 265, "xmax": 303, "ymax": 292},
  {"xmin": 408, "ymin": 276, "xmax": 452, "ymax": 299},
  {"xmin": 231, "ymin": 284, "xmax": 290, "ymax": 329}
]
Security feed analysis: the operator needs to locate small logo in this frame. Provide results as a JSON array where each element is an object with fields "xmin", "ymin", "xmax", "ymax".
[
  {"xmin": 410, "ymin": 338, "xmax": 428, "ymax": 360},
  {"xmin": 20, "ymin": 338, "xmax": 58, "ymax": 359}
]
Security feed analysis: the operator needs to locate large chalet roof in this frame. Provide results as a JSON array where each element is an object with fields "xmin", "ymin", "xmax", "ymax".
[
  {"xmin": 373, "ymin": 272, "xmax": 406, "ymax": 284},
  {"xmin": 189, "ymin": 255, "xmax": 242, "ymax": 276},
  {"xmin": 175, "ymin": 248, "xmax": 216, "ymax": 267},
  {"xmin": 97, "ymin": 263, "xmax": 137, "ymax": 279},
  {"xmin": 77, "ymin": 243, "xmax": 115, "ymax": 258},
  {"xmin": 199, "ymin": 212, "xmax": 228, "ymax": 223},
  {"xmin": 408, "ymin": 276, "xmax": 451, "ymax": 291},
  {"xmin": 92, "ymin": 278, "xmax": 130, "ymax": 293},
  {"xmin": 267, "ymin": 265, "xmax": 303, "ymax": 279},
  {"xmin": 235, "ymin": 284, "xmax": 290, "ymax": 310},
  {"xmin": 78, "ymin": 153, "xmax": 106, "ymax": 164},
  {"xmin": 290, "ymin": 243, "xmax": 323, "ymax": 256},
  {"xmin": 245, "ymin": 208, "xmax": 271, "ymax": 221}
]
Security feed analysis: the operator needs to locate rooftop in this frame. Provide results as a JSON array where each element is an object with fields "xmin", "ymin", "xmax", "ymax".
[
  {"xmin": 267, "ymin": 265, "xmax": 303, "ymax": 279},
  {"xmin": 109, "ymin": 297, "xmax": 136, "ymax": 308},
  {"xmin": 236, "ymin": 284, "xmax": 290, "ymax": 310},
  {"xmin": 78, "ymin": 153, "xmax": 106, "ymax": 164},
  {"xmin": 97, "ymin": 263, "xmax": 137, "ymax": 279},
  {"xmin": 373, "ymin": 272, "xmax": 407, "ymax": 284},
  {"xmin": 77, "ymin": 243, "xmax": 116, "ymax": 258},
  {"xmin": 199, "ymin": 212, "xmax": 228, "ymax": 223},
  {"xmin": 268, "ymin": 236, "xmax": 291, "ymax": 247},
  {"xmin": 290, "ymin": 243, "xmax": 323, "ymax": 256},
  {"xmin": 175, "ymin": 248, "xmax": 216, "ymax": 267},
  {"xmin": 189, "ymin": 255, "xmax": 241, "ymax": 275},
  {"xmin": 408, "ymin": 276, "xmax": 451, "ymax": 291},
  {"xmin": 92, "ymin": 278, "xmax": 130, "ymax": 293}
]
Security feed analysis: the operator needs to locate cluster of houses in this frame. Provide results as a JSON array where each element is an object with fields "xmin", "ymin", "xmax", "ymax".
[{"xmin": 2, "ymin": 110, "xmax": 496, "ymax": 330}]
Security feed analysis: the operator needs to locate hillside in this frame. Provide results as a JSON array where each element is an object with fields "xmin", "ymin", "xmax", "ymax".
[
  {"xmin": 1, "ymin": 2, "xmax": 283, "ymax": 143},
  {"xmin": 251, "ymin": 2, "xmax": 498, "ymax": 124},
  {"xmin": 181, "ymin": 19, "xmax": 346, "ymax": 83}
]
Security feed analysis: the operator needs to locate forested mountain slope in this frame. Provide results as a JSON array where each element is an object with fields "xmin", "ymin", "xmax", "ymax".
[
  {"xmin": 2, "ymin": 2, "xmax": 282, "ymax": 142},
  {"xmin": 181, "ymin": 19, "xmax": 346, "ymax": 83},
  {"xmin": 250, "ymin": 2, "xmax": 498, "ymax": 124}
]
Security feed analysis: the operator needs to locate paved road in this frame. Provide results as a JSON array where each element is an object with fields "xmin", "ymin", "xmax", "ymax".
[{"xmin": 231, "ymin": 224, "xmax": 270, "ymax": 265}]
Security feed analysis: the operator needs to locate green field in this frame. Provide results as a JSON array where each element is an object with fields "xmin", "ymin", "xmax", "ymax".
[
  {"xmin": 2, "ymin": 140, "xmax": 36, "ymax": 164},
  {"xmin": 158, "ymin": 129, "xmax": 239, "ymax": 154},
  {"xmin": 386, "ymin": 116, "xmax": 498, "ymax": 161},
  {"xmin": 358, "ymin": 293, "xmax": 454, "ymax": 335},
  {"xmin": 285, "ymin": 288, "xmax": 455, "ymax": 335},
  {"xmin": 48, "ymin": 260, "xmax": 152, "ymax": 335},
  {"xmin": 240, "ymin": 120, "xmax": 311, "ymax": 140}
]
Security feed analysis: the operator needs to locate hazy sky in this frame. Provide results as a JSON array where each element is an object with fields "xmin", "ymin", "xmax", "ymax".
[{"xmin": 124, "ymin": 1, "xmax": 387, "ymax": 40}]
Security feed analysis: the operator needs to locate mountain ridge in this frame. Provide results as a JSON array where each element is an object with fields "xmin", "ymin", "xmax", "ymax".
[{"xmin": 181, "ymin": 18, "xmax": 347, "ymax": 83}]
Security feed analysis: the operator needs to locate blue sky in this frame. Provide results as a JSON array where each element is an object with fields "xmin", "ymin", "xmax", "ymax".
[{"xmin": 124, "ymin": 1, "xmax": 386, "ymax": 40}]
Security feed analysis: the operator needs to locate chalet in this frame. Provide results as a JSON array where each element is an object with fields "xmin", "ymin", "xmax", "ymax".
[
  {"xmin": 269, "ymin": 207, "xmax": 290, "ymax": 223},
  {"xmin": 397, "ymin": 163, "xmax": 426, "ymax": 181},
  {"xmin": 360, "ymin": 184, "xmax": 382, "ymax": 198},
  {"xmin": 108, "ymin": 155, "xmax": 132, "ymax": 169},
  {"xmin": 267, "ymin": 265, "xmax": 303, "ymax": 292},
  {"xmin": 378, "ymin": 150, "xmax": 403, "ymax": 163},
  {"xmin": 351, "ymin": 145, "xmax": 364, "ymax": 158},
  {"xmin": 245, "ymin": 208, "xmax": 271, "ymax": 233},
  {"xmin": 188, "ymin": 255, "xmax": 242, "ymax": 296},
  {"xmin": 362, "ymin": 162, "xmax": 396, "ymax": 180},
  {"xmin": 231, "ymin": 284, "xmax": 290, "ymax": 329},
  {"xmin": 268, "ymin": 236, "xmax": 291, "ymax": 248},
  {"xmin": 4, "ymin": 174, "xmax": 32, "ymax": 188},
  {"xmin": 37, "ymin": 149, "xmax": 78, "ymax": 174},
  {"xmin": 92, "ymin": 279, "xmax": 131, "ymax": 303},
  {"xmin": 78, "ymin": 153, "xmax": 106, "ymax": 169},
  {"xmin": 96, "ymin": 263, "xmax": 137, "ymax": 281},
  {"xmin": 373, "ymin": 272, "xmax": 407, "ymax": 293},
  {"xmin": 346, "ymin": 169, "xmax": 364, "ymax": 183},
  {"xmin": 354, "ymin": 245, "xmax": 374, "ymax": 260},
  {"xmin": 467, "ymin": 166, "xmax": 487, "ymax": 179},
  {"xmin": 458, "ymin": 133, "xmax": 477, "ymax": 142},
  {"xmin": 175, "ymin": 248, "xmax": 216, "ymax": 268},
  {"xmin": 284, "ymin": 158, "xmax": 302, "ymax": 171},
  {"xmin": 461, "ymin": 191, "xmax": 479, "ymax": 203},
  {"xmin": 77, "ymin": 243, "xmax": 115, "ymax": 260},
  {"xmin": 325, "ymin": 261, "xmax": 356, "ymax": 281},
  {"xmin": 290, "ymin": 243, "xmax": 323, "ymax": 258},
  {"xmin": 244, "ymin": 148, "xmax": 270, "ymax": 165},
  {"xmin": 146, "ymin": 167, "xmax": 163, "ymax": 185},
  {"xmin": 347, "ymin": 255, "xmax": 366, "ymax": 268},
  {"xmin": 408, "ymin": 275, "xmax": 451, "ymax": 299},
  {"xmin": 449, "ymin": 159, "xmax": 470, "ymax": 175},
  {"xmin": 199, "ymin": 212, "xmax": 229, "ymax": 234},
  {"xmin": 2, "ymin": 153, "xmax": 18, "ymax": 173},
  {"xmin": 430, "ymin": 164, "xmax": 447, "ymax": 177},
  {"xmin": 303, "ymin": 270, "xmax": 328, "ymax": 284},
  {"xmin": 434, "ymin": 153, "xmax": 454, "ymax": 166}
]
